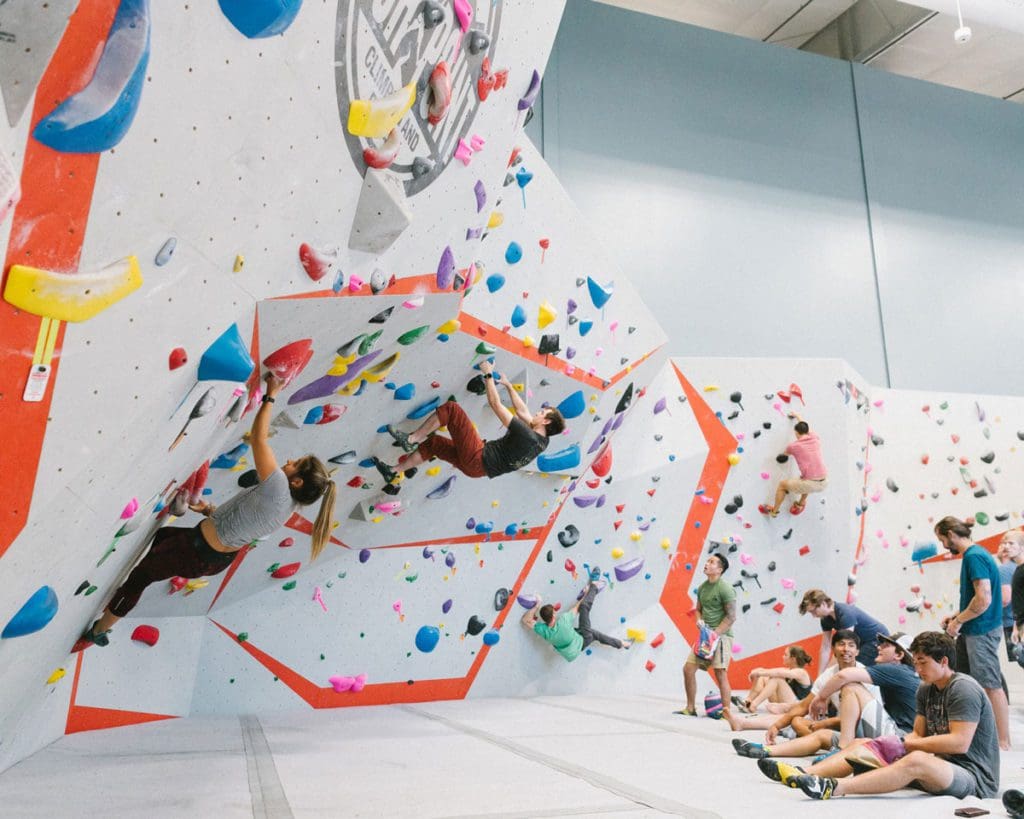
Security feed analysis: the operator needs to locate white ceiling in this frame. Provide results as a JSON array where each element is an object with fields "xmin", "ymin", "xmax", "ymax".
[{"xmin": 595, "ymin": 0, "xmax": 1024, "ymax": 104}]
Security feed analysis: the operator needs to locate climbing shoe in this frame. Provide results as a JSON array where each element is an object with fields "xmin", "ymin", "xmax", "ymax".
[
  {"xmin": 1004, "ymin": 789, "xmax": 1024, "ymax": 819},
  {"xmin": 794, "ymin": 775, "xmax": 837, "ymax": 800},
  {"xmin": 790, "ymin": 503, "xmax": 805, "ymax": 516},
  {"xmin": 72, "ymin": 623, "xmax": 110, "ymax": 652},
  {"xmin": 386, "ymin": 425, "xmax": 417, "ymax": 453},
  {"xmin": 371, "ymin": 456, "xmax": 398, "ymax": 484},
  {"xmin": 732, "ymin": 738, "xmax": 770, "ymax": 759},
  {"xmin": 758, "ymin": 504, "xmax": 778, "ymax": 518},
  {"xmin": 589, "ymin": 565, "xmax": 602, "ymax": 582},
  {"xmin": 672, "ymin": 708, "xmax": 697, "ymax": 716},
  {"xmin": 757, "ymin": 758, "xmax": 805, "ymax": 787}
]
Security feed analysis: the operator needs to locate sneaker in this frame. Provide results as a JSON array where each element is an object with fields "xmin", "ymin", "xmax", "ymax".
[
  {"xmin": 370, "ymin": 456, "xmax": 398, "ymax": 484},
  {"xmin": 757, "ymin": 758, "xmax": 805, "ymax": 787},
  {"xmin": 732, "ymin": 738, "xmax": 769, "ymax": 759},
  {"xmin": 386, "ymin": 425, "xmax": 417, "ymax": 453},
  {"xmin": 1004, "ymin": 789, "xmax": 1024, "ymax": 819},
  {"xmin": 758, "ymin": 504, "xmax": 778, "ymax": 518},
  {"xmin": 672, "ymin": 708, "xmax": 697, "ymax": 716},
  {"xmin": 794, "ymin": 774, "xmax": 837, "ymax": 800}
]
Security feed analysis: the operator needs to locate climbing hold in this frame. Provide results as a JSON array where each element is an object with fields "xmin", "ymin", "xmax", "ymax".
[
  {"xmin": 408, "ymin": 396, "xmax": 441, "ymax": 420},
  {"xmin": 485, "ymin": 273, "xmax": 505, "ymax": 293},
  {"xmin": 494, "ymin": 588, "xmax": 510, "ymax": 610},
  {"xmin": 329, "ymin": 451, "xmax": 357, "ymax": 465},
  {"xmin": 358, "ymin": 549, "xmax": 371, "ymax": 563},
  {"xmin": 614, "ymin": 558, "xmax": 644, "ymax": 581},
  {"xmin": 558, "ymin": 525, "xmax": 580, "ymax": 548},
  {"xmin": 466, "ymin": 615, "xmax": 486, "ymax": 636},
  {"xmin": 5, "ymin": 257, "xmax": 143, "ymax": 323},
  {"xmin": 415, "ymin": 625, "xmax": 440, "ymax": 653},
  {"xmin": 397, "ymin": 326, "xmax": 430, "ymax": 347},
  {"xmin": 505, "ymin": 242, "xmax": 523, "ymax": 264},
  {"xmin": 168, "ymin": 347, "xmax": 188, "ymax": 371},
  {"xmin": 427, "ymin": 61, "xmax": 452, "ymax": 125},
  {"xmin": 510, "ymin": 304, "xmax": 527, "ymax": 328},
  {"xmin": 727, "ymin": 453, "xmax": 741, "ymax": 466},
  {"xmin": 348, "ymin": 81, "xmax": 416, "ymax": 138},
  {"xmin": 427, "ymin": 476, "xmax": 457, "ymax": 499},
  {"xmin": 468, "ymin": 30, "xmax": 490, "ymax": 54},
  {"xmin": 975, "ymin": 512, "xmax": 990, "ymax": 526},
  {"xmin": 538, "ymin": 334, "xmax": 560, "ymax": 355},
  {"xmin": 46, "ymin": 668, "xmax": 66, "ymax": 685},
  {"xmin": 436, "ymin": 246, "xmax": 456, "ymax": 290},
  {"xmin": 537, "ymin": 301, "xmax": 557, "ymax": 329},
  {"xmin": 393, "ymin": 383, "xmax": 415, "ymax": 401},
  {"xmin": 650, "ymin": 632, "xmax": 665, "ymax": 648},
  {"xmin": 199, "ymin": 324, "xmax": 254, "ymax": 383},
  {"xmin": 519, "ymin": 69, "xmax": 541, "ymax": 110},
  {"xmin": 2, "ymin": 586, "xmax": 58, "ymax": 639},
  {"xmin": 483, "ymin": 630, "xmax": 500, "ymax": 646},
  {"xmin": 131, "ymin": 625, "xmax": 160, "ymax": 646},
  {"xmin": 537, "ymin": 444, "xmax": 580, "ymax": 473},
  {"xmin": 591, "ymin": 443, "xmax": 613, "ymax": 477},
  {"xmin": 368, "ymin": 307, "xmax": 394, "ymax": 325},
  {"xmin": 272, "ymin": 562, "xmax": 301, "ymax": 579},
  {"xmin": 586, "ymin": 277, "xmax": 614, "ymax": 309},
  {"xmin": 348, "ymin": 168, "xmax": 412, "ymax": 254}
]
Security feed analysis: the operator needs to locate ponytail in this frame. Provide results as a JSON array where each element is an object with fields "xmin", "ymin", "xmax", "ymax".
[{"xmin": 310, "ymin": 480, "xmax": 336, "ymax": 561}]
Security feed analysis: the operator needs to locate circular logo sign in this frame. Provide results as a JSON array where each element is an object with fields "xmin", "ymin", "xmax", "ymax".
[{"xmin": 335, "ymin": 1, "xmax": 501, "ymax": 197}]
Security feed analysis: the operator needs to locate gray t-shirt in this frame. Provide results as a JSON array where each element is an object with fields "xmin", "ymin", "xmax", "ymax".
[
  {"xmin": 211, "ymin": 469, "xmax": 295, "ymax": 548},
  {"xmin": 915, "ymin": 672, "xmax": 999, "ymax": 798},
  {"xmin": 481, "ymin": 417, "xmax": 548, "ymax": 477}
]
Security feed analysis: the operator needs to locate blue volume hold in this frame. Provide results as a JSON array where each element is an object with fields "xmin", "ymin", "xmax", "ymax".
[{"xmin": 218, "ymin": 0, "xmax": 303, "ymax": 38}]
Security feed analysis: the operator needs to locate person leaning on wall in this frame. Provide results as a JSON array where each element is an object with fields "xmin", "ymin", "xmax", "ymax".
[
  {"xmin": 799, "ymin": 588, "xmax": 889, "ymax": 673},
  {"xmin": 77, "ymin": 372, "xmax": 337, "ymax": 649}
]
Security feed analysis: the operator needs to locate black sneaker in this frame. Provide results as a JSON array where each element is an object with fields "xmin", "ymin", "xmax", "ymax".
[
  {"xmin": 732, "ymin": 738, "xmax": 769, "ymax": 759},
  {"xmin": 794, "ymin": 774, "xmax": 837, "ymax": 800},
  {"xmin": 757, "ymin": 758, "xmax": 804, "ymax": 787},
  {"xmin": 370, "ymin": 456, "xmax": 397, "ymax": 484},
  {"xmin": 386, "ymin": 425, "xmax": 417, "ymax": 453},
  {"xmin": 1004, "ymin": 789, "xmax": 1024, "ymax": 819}
]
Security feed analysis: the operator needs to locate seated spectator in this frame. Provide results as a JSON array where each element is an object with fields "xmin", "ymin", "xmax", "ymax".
[
  {"xmin": 732, "ymin": 645, "xmax": 814, "ymax": 715},
  {"xmin": 771, "ymin": 631, "xmax": 999, "ymax": 801},
  {"xmin": 728, "ymin": 631, "xmax": 884, "ymax": 756}
]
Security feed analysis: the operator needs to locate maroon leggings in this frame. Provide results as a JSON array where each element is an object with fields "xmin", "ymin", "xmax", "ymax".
[
  {"xmin": 415, "ymin": 402, "xmax": 487, "ymax": 478},
  {"xmin": 108, "ymin": 525, "xmax": 238, "ymax": 617}
]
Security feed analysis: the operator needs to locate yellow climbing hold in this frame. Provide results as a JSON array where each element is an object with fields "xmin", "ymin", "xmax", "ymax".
[
  {"xmin": 727, "ymin": 452, "xmax": 741, "ymax": 466},
  {"xmin": 474, "ymin": 544, "xmax": 480, "ymax": 554},
  {"xmin": 4, "ymin": 256, "xmax": 142, "ymax": 322},
  {"xmin": 537, "ymin": 301, "xmax": 557, "ymax": 329},
  {"xmin": 327, "ymin": 356, "xmax": 350, "ymax": 376},
  {"xmin": 522, "ymin": 336, "xmax": 535, "ymax": 348},
  {"xmin": 437, "ymin": 318, "xmax": 461, "ymax": 334},
  {"xmin": 661, "ymin": 538, "xmax": 671, "ymax": 550},
  {"xmin": 588, "ymin": 407, "xmax": 596, "ymax": 414},
  {"xmin": 426, "ymin": 466, "xmax": 441, "ymax": 476},
  {"xmin": 611, "ymin": 547, "xmax": 624, "ymax": 558},
  {"xmin": 46, "ymin": 668, "xmax": 66, "ymax": 685},
  {"xmin": 362, "ymin": 352, "xmax": 400, "ymax": 382},
  {"xmin": 626, "ymin": 628, "xmax": 646, "ymax": 643},
  {"xmin": 184, "ymin": 579, "xmax": 209, "ymax": 594},
  {"xmin": 630, "ymin": 531, "xmax": 641, "ymax": 541},
  {"xmin": 487, "ymin": 211, "xmax": 504, "ymax": 229},
  {"xmin": 347, "ymin": 82, "xmax": 417, "ymax": 138},
  {"xmin": 233, "ymin": 254, "xmax": 245, "ymax": 272},
  {"xmin": 491, "ymin": 500, "xmax": 500, "ymax": 508},
  {"xmin": 703, "ymin": 384, "xmax": 719, "ymax": 392}
]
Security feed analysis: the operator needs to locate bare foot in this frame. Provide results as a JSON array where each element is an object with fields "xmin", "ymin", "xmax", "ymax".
[{"xmin": 724, "ymin": 708, "xmax": 744, "ymax": 731}]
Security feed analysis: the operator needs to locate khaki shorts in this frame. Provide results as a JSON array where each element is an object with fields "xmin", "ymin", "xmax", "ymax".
[
  {"xmin": 686, "ymin": 634, "xmax": 733, "ymax": 670},
  {"xmin": 790, "ymin": 476, "xmax": 828, "ymax": 495}
]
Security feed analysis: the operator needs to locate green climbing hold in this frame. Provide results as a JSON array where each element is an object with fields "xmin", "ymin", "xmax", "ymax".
[
  {"xmin": 267, "ymin": 563, "xmax": 280, "ymax": 573},
  {"xmin": 84, "ymin": 585, "xmax": 98, "ymax": 596},
  {"xmin": 475, "ymin": 342, "xmax": 496, "ymax": 355},
  {"xmin": 975, "ymin": 512, "xmax": 990, "ymax": 526},
  {"xmin": 282, "ymin": 580, "xmax": 297, "ymax": 591},
  {"xmin": 237, "ymin": 632, "xmax": 249, "ymax": 643},
  {"xmin": 230, "ymin": 678, "xmax": 236, "ymax": 684},
  {"xmin": 359, "ymin": 330, "xmax": 383, "ymax": 355},
  {"xmin": 397, "ymin": 325, "xmax": 430, "ymax": 345},
  {"xmin": 405, "ymin": 572, "xmax": 419, "ymax": 582},
  {"xmin": 320, "ymin": 653, "xmax": 325, "ymax": 660}
]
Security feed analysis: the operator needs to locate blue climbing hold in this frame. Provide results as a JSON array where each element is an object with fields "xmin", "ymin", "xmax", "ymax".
[
  {"xmin": 486, "ymin": 274, "xmax": 506, "ymax": 293},
  {"xmin": 33, "ymin": 0, "xmax": 151, "ymax": 154},
  {"xmin": 304, "ymin": 406, "xmax": 325, "ymax": 425},
  {"xmin": 211, "ymin": 443, "xmax": 249, "ymax": 469},
  {"xmin": 2, "ymin": 586, "xmax": 58, "ymax": 639},
  {"xmin": 408, "ymin": 396, "xmax": 441, "ymax": 420},
  {"xmin": 426, "ymin": 476, "xmax": 456, "ymax": 499},
  {"xmin": 415, "ymin": 625, "xmax": 440, "ymax": 653},
  {"xmin": 505, "ymin": 242, "xmax": 523, "ymax": 264},
  {"xmin": 198, "ymin": 324, "xmax": 255, "ymax": 383},
  {"xmin": 510, "ymin": 305, "xmax": 527, "ymax": 328},
  {"xmin": 483, "ymin": 630, "xmax": 500, "ymax": 646},
  {"xmin": 578, "ymin": 321, "xmax": 593, "ymax": 337},
  {"xmin": 358, "ymin": 458, "xmax": 375, "ymax": 469},
  {"xmin": 515, "ymin": 167, "xmax": 533, "ymax": 189},
  {"xmin": 912, "ymin": 542, "xmax": 938, "ymax": 563},
  {"xmin": 504, "ymin": 523, "xmax": 518, "ymax": 536},
  {"xmin": 437, "ymin": 334, "xmax": 450, "ymax": 342},
  {"xmin": 586, "ymin": 277, "xmax": 614, "ymax": 309},
  {"xmin": 556, "ymin": 390, "xmax": 586, "ymax": 420},
  {"xmin": 218, "ymin": 0, "xmax": 303, "ymax": 38},
  {"xmin": 474, "ymin": 521, "xmax": 494, "ymax": 534},
  {"xmin": 537, "ymin": 444, "xmax": 581, "ymax": 473},
  {"xmin": 394, "ymin": 383, "xmax": 416, "ymax": 401}
]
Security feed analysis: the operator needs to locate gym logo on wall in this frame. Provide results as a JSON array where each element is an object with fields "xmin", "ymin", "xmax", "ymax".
[{"xmin": 334, "ymin": 0, "xmax": 501, "ymax": 197}]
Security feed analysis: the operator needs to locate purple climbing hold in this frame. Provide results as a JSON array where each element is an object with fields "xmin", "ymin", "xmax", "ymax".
[
  {"xmin": 289, "ymin": 351, "xmax": 382, "ymax": 404},
  {"xmin": 423, "ymin": 546, "xmax": 435, "ymax": 560},
  {"xmin": 595, "ymin": 495, "xmax": 607, "ymax": 508},
  {"xmin": 465, "ymin": 517, "xmax": 476, "ymax": 530},
  {"xmin": 653, "ymin": 397, "xmax": 667, "ymax": 415},
  {"xmin": 519, "ymin": 69, "xmax": 541, "ymax": 110},
  {"xmin": 566, "ymin": 298, "xmax": 577, "ymax": 315},
  {"xmin": 573, "ymin": 496, "xmax": 598, "ymax": 508},
  {"xmin": 614, "ymin": 557, "xmax": 645, "ymax": 582},
  {"xmin": 442, "ymin": 598, "xmax": 453, "ymax": 613},
  {"xmin": 426, "ymin": 475, "xmax": 457, "ymax": 499},
  {"xmin": 359, "ymin": 549, "xmax": 371, "ymax": 563},
  {"xmin": 474, "ymin": 180, "xmax": 486, "ymax": 212},
  {"xmin": 517, "ymin": 593, "xmax": 539, "ymax": 609},
  {"xmin": 436, "ymin": 246, "xmax": 456, "ymax": 290},
  {"xmin": 445, "ymin": 552, "xmax": 456, "ymax": 568}
]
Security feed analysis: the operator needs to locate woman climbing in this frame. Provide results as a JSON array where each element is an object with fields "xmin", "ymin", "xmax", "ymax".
[{"xmin": 76, "ymin": 372, "xmax": 337, "ymax": 649}]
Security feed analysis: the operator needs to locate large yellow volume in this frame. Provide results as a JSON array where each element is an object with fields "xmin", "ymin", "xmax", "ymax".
[
  {"xmin": 4, "ymin": 256, "xmax": 142, "ymax": 322},
  {"xmin": 347, "ymin": 83, "xmax": 416, "ymax": 138}
]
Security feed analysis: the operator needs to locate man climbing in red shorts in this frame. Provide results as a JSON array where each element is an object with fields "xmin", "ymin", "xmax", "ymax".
[{"xmin": 372, "ymin": 359, "xmax": 565, "ymax": 492}]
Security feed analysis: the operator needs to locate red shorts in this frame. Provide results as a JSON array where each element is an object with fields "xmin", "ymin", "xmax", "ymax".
[{"xmin": 415, "ymin": 402, "xmax": 487, "ymax": 478}]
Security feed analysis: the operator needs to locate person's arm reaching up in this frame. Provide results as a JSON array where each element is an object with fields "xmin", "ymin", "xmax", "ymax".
[{"xmin": 479, "ymin": 360, "xmax": 513, "ymax": 428}]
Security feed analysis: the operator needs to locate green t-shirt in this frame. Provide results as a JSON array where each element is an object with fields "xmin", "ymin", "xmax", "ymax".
[
  {"xmin": 534, "ymin": 612, "xmax": 584, "ymax": 661},
  {"xmin": 698, "ymin": 578, "xmax": 736, "ymax": 636}
]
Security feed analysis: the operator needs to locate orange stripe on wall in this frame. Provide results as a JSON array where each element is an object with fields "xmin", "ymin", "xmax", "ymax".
[{"xmin": 0, "ymin": 1, "xmax": 121, "ymax": 558}]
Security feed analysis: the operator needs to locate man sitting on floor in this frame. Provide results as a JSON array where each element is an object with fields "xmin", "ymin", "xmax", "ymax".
[
  {"xmin": 759, "ymin": 631, "xmax": 999, "ymax": 802},
  {"xmin": 730, "ymin": 630, "xmax": 884, "ymax": 753}
]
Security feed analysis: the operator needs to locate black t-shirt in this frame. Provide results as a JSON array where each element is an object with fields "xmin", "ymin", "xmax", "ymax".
[
  {"xmin": 866, "ymin": 662, "xmax": 919, "ymax": 733},
  {"xmin": 481, "ymin": 417, "xmax": 548, "ymax": 477},
  {"xmin": 1011, "ymin": 562, "xmax": 1024, "ymax": 626},
  {"xmin": 821, "ymin": 602, "xmax": 889, "ymax": 666}
]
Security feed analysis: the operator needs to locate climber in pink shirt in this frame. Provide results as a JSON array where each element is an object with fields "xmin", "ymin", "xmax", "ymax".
[{"xmin": 760, "ymin": 413, "xmax": 827, "ymax": 518}]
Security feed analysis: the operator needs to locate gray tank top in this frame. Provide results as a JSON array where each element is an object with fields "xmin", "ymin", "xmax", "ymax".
[{"xmin": 211, "ymin": 469, "xmax": 295, "ymax": 548}]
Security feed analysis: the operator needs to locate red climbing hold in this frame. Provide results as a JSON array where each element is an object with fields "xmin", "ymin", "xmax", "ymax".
[
  {"xmin": 131, "ymin": 625, "xmax": 160, "ymax": 646},
  {"xmin": 615, "ymin": 504, "xmax": 625, "ymax": 513},
  {"xmin": 169, "ymin": 347, "xmax": 188, "ymax": 370},
  {"xmin": 645, "ymin": 660, "xmax": 656, "ymax": 672},
  {"xmin": 650, "ymin": 632, "xmax": 665, "ymax": 648},
  {"xmin": 168, "ymin": 577, "xmax": 187, "ymax": 594},
  {"xmin": 591, "ymin": 442, "xmax": 613, "ymax": 477},
  {"xmin": 272, "ymin": 562, "xmax": 301, "ymax": 579},
  {"xmin": 347, "ymin": 476, "xmax": 364, "ymax": 488},
  {"xmin": 428, "ymin": 61, "xmax": 452, "ymax": 125},
  {"xmin": 799, "ymin": 545, "xmax": 811, "ymax": 556},
  {"xmin": 279, "ymin": 537, "xmax": 294, "ymax": 548},
  {"xmin": 772, "ymin": 602, "xmax": 785, "ymax": 614},
  {"xmin": 264, "ymin": 339, "xmax": 314, "ymax": 384},
  {"xmin": 299, "ymin": 243, "xmax": 333, "ymax": 282}
]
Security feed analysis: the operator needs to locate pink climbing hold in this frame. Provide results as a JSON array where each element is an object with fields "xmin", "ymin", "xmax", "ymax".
[
  {"xmin": 348, "ymin": 275, "xmax": 364, "ymax": 293},
  {"xmin": 454, "ymin": 139, "xmax": 473, "ymax": 165},
  {"xmin": 131, "ymin": 625, "xmax": 160, "ymax": 646},
  {"xmin": 272, "ymin": 562, "xmax": 301, "ymax": 579},
  {"xmin": 120, "ymin": 498, "xmax": 139, "ymax": 519},
  {"xmin": 470, "ymin": 134, "xmax": 485, "ymax": 152},
  {"xmin": 329, "ymin": 673, "xmax": 368, "ymax": 693}
]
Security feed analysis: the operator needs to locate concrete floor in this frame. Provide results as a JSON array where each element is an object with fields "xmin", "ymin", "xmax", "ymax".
[{"xmin": 2, "ymin": 693, "xmax": 1023, "ymax": 818}]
